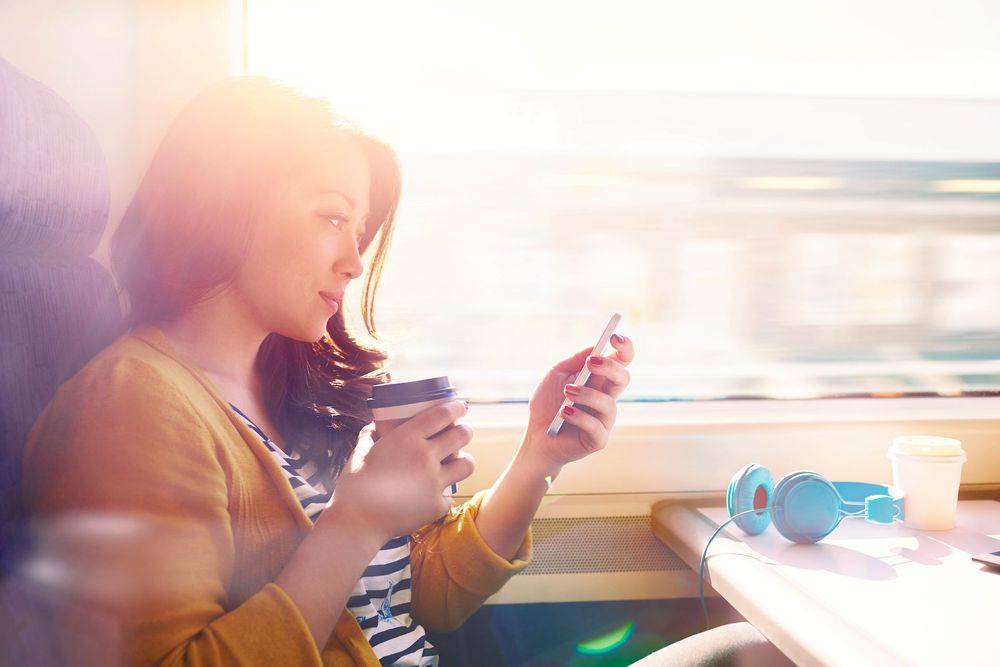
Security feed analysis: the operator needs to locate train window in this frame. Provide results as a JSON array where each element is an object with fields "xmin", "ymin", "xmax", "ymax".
[{"xmin": 246, "ymin": 1, "xmax": 1000, "ymax": 403}]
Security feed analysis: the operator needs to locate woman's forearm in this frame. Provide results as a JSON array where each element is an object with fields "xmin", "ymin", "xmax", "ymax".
[
  {"xmin": 274, "ymin": 501, "xmax": 386, "ymax": 647},
  {"xmin": 475, "ymin": 435, "xmax": 563, "ymax": 560}
]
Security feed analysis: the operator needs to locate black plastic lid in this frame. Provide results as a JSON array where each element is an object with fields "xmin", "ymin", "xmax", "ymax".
[{"xmin": 367, "ymin": 376, "xmax": 456, "ymax": 409}]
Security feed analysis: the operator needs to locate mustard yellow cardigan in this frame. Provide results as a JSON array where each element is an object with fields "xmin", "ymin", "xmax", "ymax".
[{"xmin": 22, "ymin": 326, "xmax": 531, "ymax": 666}]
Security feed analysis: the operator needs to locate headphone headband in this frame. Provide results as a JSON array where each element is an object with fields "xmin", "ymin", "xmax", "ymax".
[{"xmin": 832, "ymin": 481, "xmax": 904, "ymax": 524}]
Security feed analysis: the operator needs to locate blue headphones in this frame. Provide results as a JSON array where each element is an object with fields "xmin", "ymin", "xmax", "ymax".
[
  {"xmin": 726, "ymin": 463, "xmax": 905, "ymax": 543},
  {"xmin": 697, "ymin": 463, "xmax": 906, "ymax": 631}
]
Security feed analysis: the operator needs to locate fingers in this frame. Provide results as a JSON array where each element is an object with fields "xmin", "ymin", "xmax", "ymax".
[
  {"xmin": 556, "ymin": 334, "xmax": 633, "ymax": 369},
  {"xmin": 552, "ymin": 347, "xmax": 591, "ymax": 375},
  {"xmin": 558, "ymin": 402, "xmax": 609, "ymax": 452},
  {"xmin": 585, "ymin": 352, "xmax": 632, "ymax": 399},
  {"xmin": 564, "ymin": 384, "xmax": 617, "ymax": 431},
  {"xmin": 386, "ymin": 400, "xmax": 471, "ymax": 486},
  {"xmin": 440, "ymin": 451, "xmax": 475, "ymax": 490},
  {"xmin": 609, "ymin": 333, "xmax": 635, "ymax": 366},
  {"xmin": 428, "ymin": 422, "xmax": 473, "ymax": 460},
  {"xmin": 408, "ymin": 399, "xmax": 469, "ymax": 437}
]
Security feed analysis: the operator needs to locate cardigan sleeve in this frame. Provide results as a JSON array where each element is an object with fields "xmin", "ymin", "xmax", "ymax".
[
  {"xmin": 407, "ymin": 490, "xmax": 532, "ymax": 632},
  {"xmin": 21, "ymin": 355, "xmax": 324, "ymax": 667}
]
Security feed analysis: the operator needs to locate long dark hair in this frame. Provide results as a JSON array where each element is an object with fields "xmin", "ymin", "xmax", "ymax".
[{"xmin": 111, "ymin": 76, "xmax": 399, "ymax": 478}]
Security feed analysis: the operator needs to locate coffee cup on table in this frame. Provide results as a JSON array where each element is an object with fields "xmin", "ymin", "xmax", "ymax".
[
  {"xmin": 887, "ymin": 435, "xmax": 967, "ymax": 530},
  {"xmin": 367, "ymin": 376, "xmax": 462, "ymax": 496}
]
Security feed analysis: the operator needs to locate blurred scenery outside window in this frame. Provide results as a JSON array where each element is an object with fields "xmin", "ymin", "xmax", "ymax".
[{"xmin": 248, "ymin": 0, "xmax": 1000, "ymax": 401}]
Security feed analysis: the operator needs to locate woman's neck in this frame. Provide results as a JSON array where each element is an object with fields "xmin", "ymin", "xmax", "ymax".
[
  {"xmin": 158, "ymin": 299, "xmax": 268, "ymax": 392},
  {"xmin": 160, "ymin": 313, "xmax": 289, "ymax": 449}
]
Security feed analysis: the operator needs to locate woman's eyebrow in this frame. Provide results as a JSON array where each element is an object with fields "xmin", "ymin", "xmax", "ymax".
[
  {"xmin": 318, "ymin": 188, "xmax": 356, "ymax": 209},
  {"xmin": 317, "ymin": 188, "xmax": 369, "ymax": 222}
]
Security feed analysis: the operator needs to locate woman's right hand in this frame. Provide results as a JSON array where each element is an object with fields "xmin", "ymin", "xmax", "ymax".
[{"xmin": 322, "ymin": 400, "xmax": 475, "ymax": 544}]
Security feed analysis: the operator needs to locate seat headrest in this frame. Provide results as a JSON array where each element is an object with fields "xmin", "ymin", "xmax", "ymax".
[{"xmin": 0, "ymin": 56, "xmax": 110, "ymax": 257}]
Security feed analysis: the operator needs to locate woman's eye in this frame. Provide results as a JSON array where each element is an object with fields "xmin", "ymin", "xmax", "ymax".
[{"xmin": 324, "ymin": 215, "xmax": 349, "ymax": 230}]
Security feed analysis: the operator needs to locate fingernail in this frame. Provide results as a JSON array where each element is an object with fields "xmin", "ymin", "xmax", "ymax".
[
  {"xmin": 564, "ymin": 384, "xmax": 580, "ymax": 396},
  {"xmin": 589, "ymin": 356, "xmax": 604, "ymax": 366},
  {"xmin": 612, "ymin": 333, "xmax": 625, "ymax": 345},
  {"xmin": 562, "ymin": 405, "xmax": 575, "ymax": 417}
]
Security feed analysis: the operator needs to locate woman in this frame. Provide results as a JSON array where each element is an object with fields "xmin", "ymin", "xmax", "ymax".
[{"xmin": 21, "ymin": 76, "xmax": 635, "ymax": 666}]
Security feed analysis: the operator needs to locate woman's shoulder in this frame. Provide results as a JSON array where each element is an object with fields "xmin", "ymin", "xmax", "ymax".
[
  {"xmin": 24, "ymin": 324, "xmax": 232, "ymax": 480},
  {"xmin": 64, "ymin": 325, "xmax": 207, "ymax": 402},
  {"xmin": 22, "ymin": 328, "xmax": 235, "ymax": 515},
  {"xmin": 30, "ymin": 326, "xmax": 222, "ymax": 449}
]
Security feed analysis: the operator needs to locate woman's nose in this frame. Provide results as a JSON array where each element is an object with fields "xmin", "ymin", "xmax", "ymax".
[{"xmin": 337, "ymin": 243, "xmax": 364, "ymax": 279}]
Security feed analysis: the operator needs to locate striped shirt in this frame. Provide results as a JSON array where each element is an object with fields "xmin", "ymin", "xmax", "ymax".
[{"xmin": 230, "ymin": 405, "xmax": 438, "ymax": 666}]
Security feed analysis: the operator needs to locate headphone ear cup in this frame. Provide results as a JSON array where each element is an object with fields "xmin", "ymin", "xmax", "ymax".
[
  {"xmin": 772, "ymin": 471, "xmax": 843, "ymax": 544},
  {"xmin": 727, "ymin": 464, "xmax": 774, "ymax": 535}
]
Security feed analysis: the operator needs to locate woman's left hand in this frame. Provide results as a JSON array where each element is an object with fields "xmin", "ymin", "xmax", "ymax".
[{"xmin": 524, "ymin": 333, "xmax": 635, "ymax": 471}]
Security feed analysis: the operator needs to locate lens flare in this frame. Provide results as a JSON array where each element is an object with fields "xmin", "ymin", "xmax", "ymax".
[{"xmin": 575, "ymin": 621, "xmax": 635, "ymax": 655}]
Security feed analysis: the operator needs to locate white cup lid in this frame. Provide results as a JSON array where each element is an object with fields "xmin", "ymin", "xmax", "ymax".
[{"xmin": 888, "ymin": 435, "xmax": 964, "ymax": 457}]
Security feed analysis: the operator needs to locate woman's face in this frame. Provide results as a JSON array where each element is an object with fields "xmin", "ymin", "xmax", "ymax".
[{"xmin": 234, "ymin": 135, "xmax": 372, "ymax": 342}]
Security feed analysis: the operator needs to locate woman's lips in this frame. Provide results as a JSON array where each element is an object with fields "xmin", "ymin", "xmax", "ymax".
[{"xmin": 319, "ymin": 291, "xmax": 344, "ymax": 313}]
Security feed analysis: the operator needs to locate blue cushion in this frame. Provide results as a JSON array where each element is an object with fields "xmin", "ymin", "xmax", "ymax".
[{"xmin": 0, "ymin": 57, "xmax": 110, "ymax": 255}]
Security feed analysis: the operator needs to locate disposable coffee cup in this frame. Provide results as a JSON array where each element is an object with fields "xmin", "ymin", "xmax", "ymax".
[
  {"xmin": 887, "ymin": 435, "xmax": 967, "ymax": 530},
  {"xmin": 368, "ymin": 376, "xmax": 460, "ymax": 495}
]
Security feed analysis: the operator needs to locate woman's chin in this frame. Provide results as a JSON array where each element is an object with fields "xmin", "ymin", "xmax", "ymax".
[
  {"xmin": 274, "ymin": 320, "xmax": 330, "ymax": 344},
  {"xmin": 310, "ymin": 322, "xmax": 331, "ymax": 343},
  {"xmin": 315, "ymin": 315, "xmax": 339, "ymax": 342}
]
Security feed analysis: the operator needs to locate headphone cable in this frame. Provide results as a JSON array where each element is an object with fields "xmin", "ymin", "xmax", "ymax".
[
  {"xmin": 698, "ymin": 508, "xmax": 761, "ymax": 632},
  {"xmin": 698, "ymin": 505, "xmax": 872, "ymax": 630}
]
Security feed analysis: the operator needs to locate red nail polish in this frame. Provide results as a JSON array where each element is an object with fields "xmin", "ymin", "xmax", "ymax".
[
  {"xmin": 589, "ymin": 356, "xmax": 604, "ymax": 366},
  {"xmin": 565, "ymin": 384, "xmax": 580, "ymax": 396},
  {"xmin": 562, "ymin": 405, "xmax": 575, "ymax": 417},
  {"xmin": 612, "ymin": 333, "xmax": 625, "ymax": 345}
]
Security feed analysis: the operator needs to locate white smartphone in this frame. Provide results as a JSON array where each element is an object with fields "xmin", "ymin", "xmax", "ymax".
[{"xmin": 547, "ymin": 312, "xmax": 622, "ymax": 437}]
